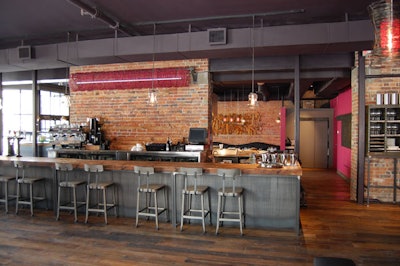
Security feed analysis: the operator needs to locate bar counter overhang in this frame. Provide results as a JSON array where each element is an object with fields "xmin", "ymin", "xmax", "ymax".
[{"xmin": 0, "ymin": 156, "xmax": 302, "ymax": 234}]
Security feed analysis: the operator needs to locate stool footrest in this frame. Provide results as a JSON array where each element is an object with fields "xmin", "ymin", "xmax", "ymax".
[
  {"xmin": 17, "ymin": 196, "xmax": 46, "ymax": 204},
  {"xmin": 59, "ymin": 201, "xmax": 86, "ymax": 211},
  {"xmin": 138, "ymin": 206, "xmax": 167, "ymax": 217}
]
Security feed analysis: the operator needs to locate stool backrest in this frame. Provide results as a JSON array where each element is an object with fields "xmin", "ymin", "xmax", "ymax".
[
  {"xmin": 84, "ymin": 164, "xmax": 104, "ymax": 186},
  {"xmin": 217, "ymin": 168, "xmax": 241, "ymax": 194},
  {"xmin": 179, "ymin": 167, "xmax": 203, "ymax": 191},
  {"xmin": 134, "ymin": 166, "xmax": 155, "ymax": 189},
  {"xmin": 14, "ymin": 161, "xmax": 26, "ymax": 181},
  {"xmin": 55, "ymin": 163, "xmax": 73, "ymax": 183},
  {"xmin": 55, "ymin": 162, "xmax": 73, "ymax": 171}
]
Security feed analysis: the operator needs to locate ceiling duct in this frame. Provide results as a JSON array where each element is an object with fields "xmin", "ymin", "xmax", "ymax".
[
  {"xmin": 67, "ymin": 0, "xmax": 139, "ymax": 36},
  {"xmin": 208, "ymin": 28, "xmax": 227, "ymax": 45}
]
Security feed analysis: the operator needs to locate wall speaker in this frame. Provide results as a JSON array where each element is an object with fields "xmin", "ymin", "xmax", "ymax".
[{"xmin": 17, "ymin": 46, "xmax": 32, "ymax": 60}]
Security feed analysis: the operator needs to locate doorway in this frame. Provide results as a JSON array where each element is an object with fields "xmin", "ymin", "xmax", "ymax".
[{"xmin": 299, "ymin": 118, "xmax": 329, "ymax": 168}]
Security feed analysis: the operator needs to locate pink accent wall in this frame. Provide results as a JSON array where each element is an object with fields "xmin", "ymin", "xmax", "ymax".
[{"xmin": 330, "ymin": 88, "xmax": 352, "ymax": 178}]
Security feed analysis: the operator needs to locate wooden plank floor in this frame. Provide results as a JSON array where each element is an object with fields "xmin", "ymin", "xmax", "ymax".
[{"xmin": 0, "ymin": 169, "xmax": 399, "ymax": 265}]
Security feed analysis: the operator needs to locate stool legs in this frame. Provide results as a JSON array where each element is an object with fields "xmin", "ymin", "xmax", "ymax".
[
  {"xmin": 16, "ymin": 180, "xmax": 46, "ymax": 216},
  {"xmin": 0, "ymin": 179, "xmax": 14, "ymax": 214},
  {"xmin": 180, "ymin": 190, "xmax": 211, "ymax": 233},
  {"xmin": 85, "ymin": 185, "xmax": 116, "ymax": 224},
  {"xmin": 238, "ymin": 195, "xmax": 243, "ymax": 235},
  {"xmin": 85, "ymin": 186, "xmax": 90, "ymax": 223},
  {"xmin": 15, "ymin": 182, "xmax": 20, "ymax": 215},
  {"xmin": 4, "ymin": 182, "xmax": 9, "ymax": 214},
  {"xmin": 29, "ymin": 183, "xmax": 34, "ymax": 216},
  {"xmin": 136, "ymin": 188, "xmax": 168, "ymax": 230},
  {"xmin": 216, "ymin": 194, "xmax": 244, "ymax": 236},
  {"xmin": 57, "ymin": 185, "xmax": 84, "ymax": 223}
]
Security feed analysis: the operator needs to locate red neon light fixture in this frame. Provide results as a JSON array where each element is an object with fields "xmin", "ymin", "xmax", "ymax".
[{"xmin": 369, "ymin": 0, "xmax": 400, "ymax": 57}]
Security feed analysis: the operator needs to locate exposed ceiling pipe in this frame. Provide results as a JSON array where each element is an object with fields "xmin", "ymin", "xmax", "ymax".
[
  {"xmin": 287, "ymin": 82, "xmax": 294, "ymax": 99},
  {"xmin": 132, "ymin": 9, "xmax": 305, "ymax": 26},
  {"xmin": 66, "ymin": 0, "xmax": 141, "ymax": 36},
  {"xmin": 315, "ymin": 78, "xmax": 337, "ymax": 96}
]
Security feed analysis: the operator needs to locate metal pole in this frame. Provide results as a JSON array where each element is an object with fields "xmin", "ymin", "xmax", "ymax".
[
  {"xmin": 294, "ymin": 55, "xmax": 300, "ymax": 155},
  {"xmin": 357, "ymin": 53, "xmax": 366, "ymax": 204}
]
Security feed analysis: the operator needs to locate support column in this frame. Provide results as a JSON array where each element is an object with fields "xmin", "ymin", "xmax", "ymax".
[
  {"xmin": 32, "ymin": 71, "xmax": 39, "ymax": 157},
  {"xmin": 357, "ymin": 53, "xmax": 366, "ymax": 204},
  {"xmin": 294, "ymin": 55, "xmax": 300, "ymax": 155}
]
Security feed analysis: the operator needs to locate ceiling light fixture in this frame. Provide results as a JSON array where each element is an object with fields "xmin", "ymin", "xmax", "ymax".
[
  {"xmin": 63, "ymin": 32, "xmax": 71, "ymax": 107},
  {"xmin": 248, "ymin": 15, "xmax": 258, "ymax": 108},
  {"xmin": 369, "ymin": 0, "xmax": 400, "ymax": 58},
  {"xmin": 148, "ymin": 23, "xmax": 158, "ymax": 106}
]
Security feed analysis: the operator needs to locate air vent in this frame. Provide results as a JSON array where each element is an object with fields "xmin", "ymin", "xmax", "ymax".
[
  {"xmin": 208, "ymin": 28, "xmax": 227, "ymax": 45},
  {"xmin": 17, "ymin": 46, "xmax": 32, "ymax": 60}
]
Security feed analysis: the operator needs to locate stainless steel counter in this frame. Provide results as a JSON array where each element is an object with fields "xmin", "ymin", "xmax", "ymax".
[{"xmin": 54, "ymin": 149, "xmax": 205, "ymax": 162}]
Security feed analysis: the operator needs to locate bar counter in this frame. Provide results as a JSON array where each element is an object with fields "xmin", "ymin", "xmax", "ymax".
[{"xmin": 0, "ymin": 156, "xmax": 302, "ymax": 234}]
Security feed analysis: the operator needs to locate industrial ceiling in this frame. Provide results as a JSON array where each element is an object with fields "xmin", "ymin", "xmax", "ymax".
[{"xmin": 0, "ymin": 0, "xmax": 377, "ymax": 101}]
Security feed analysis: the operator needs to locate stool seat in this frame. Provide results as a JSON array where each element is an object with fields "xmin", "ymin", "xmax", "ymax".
[
  {"xmin": 186, "ymin": 185, "xmax": 209, "ymax": 195},
  {"xmin": 0, "ymin": 176, "xmax": 14, "ymax": 182},
  {"xmin": 138, "ymin": 183, "xmax": 165, "ymax": 193},
  {"xmin": 59, "ymin": 180, "xmax": 85, "ymax": 188},
  {"xmin": 0, "ymin": 175, "xmax": 15, "ymax": 213},
  {"xmin": 87, "ymin": 182, "xmax": 114, "ymax": 190},
  {"xmin": 55, "ymin": 163, "xmax": 86, "ymax": 222},
  {"xmin": 134, "ymin": 166, "xmax": 169, "ymax": 230},
  {"xmin": 17, "ymin": 177, "xmax": 45, "ymax": 184},
  {"xmin": 217, "ymin": 187, "xmax": 244, "ymax": 197}
]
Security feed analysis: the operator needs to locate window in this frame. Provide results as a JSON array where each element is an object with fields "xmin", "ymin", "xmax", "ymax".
[
  {"xmin": 39, "ymin": 90, "xmax": 69, "ymax": 131},
  {"xmin": 2, "ymin": 89, "xmax": 33, "ymax": 141},
  {"xmin": 2, "ymin": 86, "xmax": 69, "ymax": 155}
]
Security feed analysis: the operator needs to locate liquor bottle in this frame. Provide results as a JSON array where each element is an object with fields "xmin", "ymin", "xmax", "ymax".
[{"xmin": 166, "ymin": 137, "xmax": 170, "ymax": 151}]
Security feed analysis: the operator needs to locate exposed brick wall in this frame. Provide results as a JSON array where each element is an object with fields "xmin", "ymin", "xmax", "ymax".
[
  {"xmin": 69, "ymin": 59, "xmax": 211, "ymax": 150},
  {"xmin": 352, "ymin": 53, "xmax": 400, "ymax": 203},
  {"xmin": 213, "ymin": 101, "xmax": 283, "ymax": 146},
  {"xmin": 350, "ymin": 64, "xmax": 359, "ymax": 201}
]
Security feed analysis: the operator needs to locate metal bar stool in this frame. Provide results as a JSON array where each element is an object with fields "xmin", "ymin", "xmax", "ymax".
[
  {"xmin": 84, "ymin": 164, "xmax": 117, "ymax": 224},
  {"xmin": 14, "ymin": 161, "xmax": 47, "ymax": 216},
  {"xmin": 215, "ymin": 168, "xmax": 244, "ymax": 235},
  {"xmin": 134, "ymin": 166, "xmax": 169, "ymax": 230},
  {"xmin": 0, "ymin": 174, "xmax": 16, "ymax": 213},
  {"xmin": 175, "ymin": 167, "xmax": 211, "ymax": 233},
  {"xmin": 55, "ymin": 163, "xmax": 86, "ymax": 222}
]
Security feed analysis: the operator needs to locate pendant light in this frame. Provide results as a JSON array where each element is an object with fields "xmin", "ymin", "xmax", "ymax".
[
  {"xmin": 248, "ymin": 16, "xmax": 258, "ymax": 108},
  {"xmin": 63, "ymin": 32, "xmax": 71, "ymax": 107},
  {"xmin": 148, "ymin": 23, "xmax": 158, "ymax": 106}
]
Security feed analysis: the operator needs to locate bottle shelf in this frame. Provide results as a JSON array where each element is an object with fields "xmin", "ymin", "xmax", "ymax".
[{"xmin": 367, "ymin": 105, "xmax": 400, "ymax": 154}]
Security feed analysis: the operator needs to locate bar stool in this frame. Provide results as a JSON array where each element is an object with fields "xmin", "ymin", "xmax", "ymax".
[
  {"xmin": 215, "ymin": 168, "xmax": 244, "ymax": 235},
  {"xmin": 0, "ymin": 174, "xmax": 15, "ymax": 213},
  {"xmin": 14, "ymin": 161, "xmax": 47, "ymax": 216},
  {"xmin": 176, "ymin": 167, "xmax": 211, "ymax": 233},
  {"xmin": 134, "ymin": 166, "xmax": 169, "ymax": 230},
  {"xmin": 55, "ymin": 163, "xmax": 86, "ymax": 222},
  {"xmin": 84, "ymin": 164, "xmax": 117, "ymax": 224}
]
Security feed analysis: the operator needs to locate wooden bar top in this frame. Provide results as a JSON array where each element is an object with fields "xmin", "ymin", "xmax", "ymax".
[{"xmin": 0, "ymin": 156, "xmax": 302, "ymax": 176}]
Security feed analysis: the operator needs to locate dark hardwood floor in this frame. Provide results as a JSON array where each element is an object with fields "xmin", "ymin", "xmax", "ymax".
[{"xmin": 0, "ymin": 169, "xmax": 399, "ymax": 265}]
